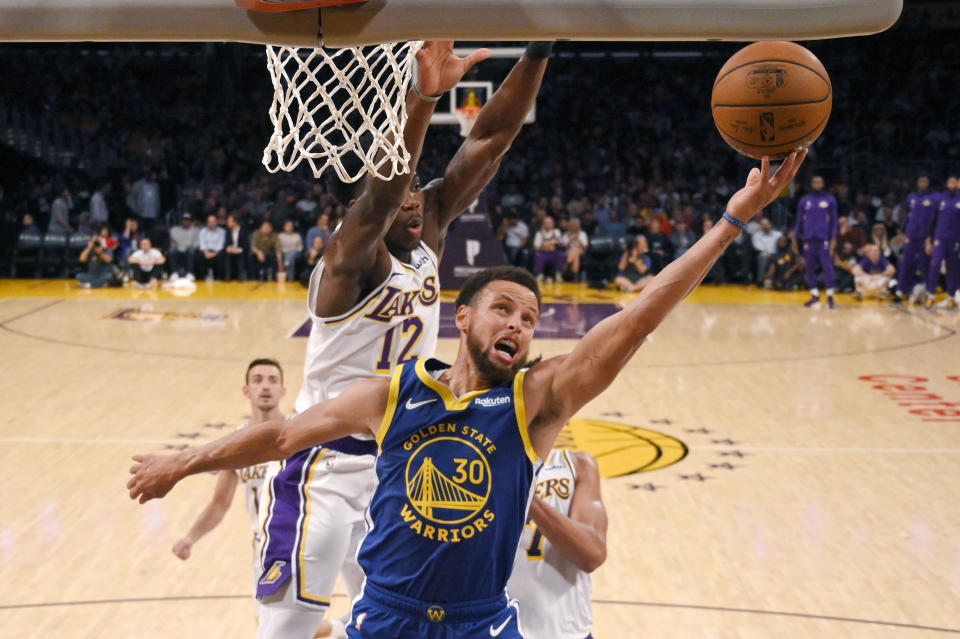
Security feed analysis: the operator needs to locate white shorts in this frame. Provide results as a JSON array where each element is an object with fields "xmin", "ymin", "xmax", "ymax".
[{"xmin": 257, "ymin": 451, "xmax": 376, "ymax": 611}]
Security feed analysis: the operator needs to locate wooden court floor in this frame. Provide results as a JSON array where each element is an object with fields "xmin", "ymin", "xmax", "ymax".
[{"xmin": 1, "ymin": 279, "xmax": 959, "ymax": 638}]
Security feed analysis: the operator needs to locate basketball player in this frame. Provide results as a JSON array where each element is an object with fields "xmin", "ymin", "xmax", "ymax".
[
  {"xmin": 130, "ymin": 151, "xmax": 806, "ymax": 638},
  {"xmin": 252, "ymin": 40, "xmax": 552, "ymax": 639},
  {"xmin": 507, "ymin": 449, "xmax": 606, "ymax": 639},
  {"xmin": 169, "ymin": 359, "xmax": 343, "ymax": 638},
  {"xmin": 923, "ymin": 175, "xmax": 960, "ymax": 311},
  {"xmin": 895, "ymin": 175, "xmax": 939, "ymax": 304},
  {"xmin": 794, "ymin": 175, "xmax": 838, "ymax": 308}
]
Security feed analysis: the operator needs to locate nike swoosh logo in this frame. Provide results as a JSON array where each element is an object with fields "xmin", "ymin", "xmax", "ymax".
[
  {"xmin": 405, "ymin": 398, "xmax": 437, "ymax": 410},
  {"xmin": 489, "ymin": 617, "xmax": 510, "ymax": 637}
]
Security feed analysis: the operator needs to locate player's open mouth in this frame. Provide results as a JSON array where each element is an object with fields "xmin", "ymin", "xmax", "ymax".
[
  {"xmin": 407, "ymin": 218, "xmax": 423, "ymax": 233},
  {"xmin": 493, "ymin": 338, "xmax": 517, "ymax": 364}
]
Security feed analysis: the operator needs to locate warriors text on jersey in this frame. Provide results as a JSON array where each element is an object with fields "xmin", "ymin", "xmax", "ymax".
[
  {"xmin": 359, "ymin": 357, "xmax": 542, "ymax": 603},
  {"xmin": 257, "ymin": 244, "xmax": 441, "ymax": 607},
  {"xmin": 507, "ymin": 449, "xmax": 593, "ymax": 639}
]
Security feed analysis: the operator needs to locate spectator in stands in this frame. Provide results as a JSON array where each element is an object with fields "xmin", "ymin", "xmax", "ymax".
[
  {"xmin": 764, "ymin": 234, "xmax": 805, "ymax": 291},
  {"xmin": 833, "ymin": 240, "xmax": 859, "ymax": 293},
  {"xmin": 90, "ymin": 182, "xmax": 110, "ymax": 225},
  {"xmin": 853, "ymin": 243, "xmax": 897, "ymax": 301},
  {"xmin": 670, "ymin": 218, "xmax": 696, "ymax": 259},
  {"xmin": 49, "ymin": 188, "xmax": 73, "ymax": 233},
  {"xmin": 870, "ymin": 222, "xmax": 896, "ymax": 266},
  {"xmin": 498, "ymin": 210, "xmax": 530, "ymax": 270},
  {"xmin": 249, "ymin": 219, "xmax": 282, "ymax": 281},
  {"xmin": 644, "ymin": 217, "xmax": 672, "ymax": 274},
  {"xmin": 750, "ymin": 217, "xmax": 783, "ymax": 285},
  {"xmin": 223, "ymin": 214, "xmax": 247, "ymax": 281},
  {"xmin": 129, "ymin": 171, "xmax": 160, "ymax": 231},
  {"xmin": 600, "ymin": 209, "xmax": 627, "ymax": 241},
  {"xmin": 278, "ymin": 219, "xmax": 303, "ymax": 282},
  {"xmin": 837, "ymin": 215, "xmax": 867, "ymax": 251},
  {"xmin": 76, "ymin": 225, "xmax": 116, "ymax": 289},
  {"xmin": 21, "ymin": 214, "xmax": 40, "ymax": 233},
  {"xmin": 306, "ymin": 209, "xmax": 333, "ymax": 250},
  {"xmin": 532, "ymin": 215, "xmax": 565, "ymax": 283},
  {"xmin": 300, "ymin": 235, "xmax": 324, "ymax": 288},
  {"xmin": 169, "ymin": 214, "xmax": 198, "ymax": 280},
  {"xmin": 562, "ymin": 217, "xmax": 589, "ymax": 282},
  {"xmin": 614, "ymin": 236, "xmax": 652, "ymax": 292},
  {"xmin": 127, "ymin": 237, "xmax": 166, "ymax": 289},
  {"xmin": 118, "ymin": 217, "xmax": 142, "ymax": 278},
  {"xmin": 197, "ymin": 213, "xmax": 226, "ymax": 280}
]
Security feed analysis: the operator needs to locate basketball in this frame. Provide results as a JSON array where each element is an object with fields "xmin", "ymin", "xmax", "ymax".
[{"xmin": 711, "ymin": 41, "xmax": 832, "ymax": 160}]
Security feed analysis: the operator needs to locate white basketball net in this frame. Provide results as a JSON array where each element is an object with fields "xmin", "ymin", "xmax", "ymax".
[{"xmin": 262, "ymin": 41, "xmax": 423, "ymax": 183}]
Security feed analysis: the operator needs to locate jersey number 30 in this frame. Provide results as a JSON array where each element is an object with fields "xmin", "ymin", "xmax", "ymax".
[{"xmin": 376, "ymin": 317, "xmax": 424, "ymax": 373}]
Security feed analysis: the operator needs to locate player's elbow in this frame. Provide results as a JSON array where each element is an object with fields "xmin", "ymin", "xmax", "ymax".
[
  {"xmin": 274, "ymin": 424, "xmax": 301, "ymax": 459},
  {"xmin": 578, "ymin": 542, "xmax": 607, "ymax": 573}
]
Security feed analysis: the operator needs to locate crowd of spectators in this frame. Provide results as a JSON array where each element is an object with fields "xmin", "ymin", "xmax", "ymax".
[{"xmin": 2, "ymin": 8, "xmax": 959, "ymax": 295}]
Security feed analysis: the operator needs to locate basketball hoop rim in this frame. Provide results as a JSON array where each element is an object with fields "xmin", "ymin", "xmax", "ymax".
[{"xmin": 235, "ymin": 0, "xmax": 366, "ymax": 13}]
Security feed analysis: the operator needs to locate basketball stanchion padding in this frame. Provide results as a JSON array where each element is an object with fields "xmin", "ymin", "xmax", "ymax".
[{"xmin": 262, "ymin": 41, "xmax": 423, "ymax": 183}]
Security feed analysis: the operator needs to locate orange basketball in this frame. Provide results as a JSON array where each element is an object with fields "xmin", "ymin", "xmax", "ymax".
[{"xmin": 711, "ymin": 41, "xmax": 832, "ymax": 160}]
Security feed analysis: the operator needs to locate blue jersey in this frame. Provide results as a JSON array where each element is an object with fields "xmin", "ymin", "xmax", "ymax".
[{"xmin": 359, "ymin": 357, "xmax": 541, "ymax": 603}]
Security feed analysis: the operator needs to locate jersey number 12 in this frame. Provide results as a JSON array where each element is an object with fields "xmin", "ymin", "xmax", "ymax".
[{"xmin": 376, "ymin": 317, "xmax": 424, "ymax": 373}]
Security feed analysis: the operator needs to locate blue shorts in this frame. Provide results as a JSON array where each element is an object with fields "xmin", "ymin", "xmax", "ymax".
[{"xmin": 347, "ymin": 581, "xmax": 523, "ymax": 639}]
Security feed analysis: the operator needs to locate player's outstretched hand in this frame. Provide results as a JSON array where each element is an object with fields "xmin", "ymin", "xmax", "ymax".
[
  {"xmin": 172, "ymin": 538, "xmax": 193, "ymax": 560},
  {"xmin": 415, "ymin": 41, "xmax": 491, "ymax": 97},
  {"xmin": 726, "ymin": 150, "xmax": 808, "ymax": 222},
  {"xmin": 127, "ymin": 453, "xmax": 183, "ymax": 504}
]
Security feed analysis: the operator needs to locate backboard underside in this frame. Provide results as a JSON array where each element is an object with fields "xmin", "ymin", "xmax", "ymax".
[{"xmin": 0, "ymin": 0, "xmax": 902, "ymax": 47}]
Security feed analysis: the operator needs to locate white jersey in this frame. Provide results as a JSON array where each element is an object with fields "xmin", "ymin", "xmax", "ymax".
[
  {"xmin": 507, "ymin": 449, "xmax": 593, "ymax": 639},
  {"xmin": 235, "ymin": 422, "xmax": 279, "ymax": 540},
  {"xmin": 296, "ymin": 242, "xmax": 441, "ymax": 413}
]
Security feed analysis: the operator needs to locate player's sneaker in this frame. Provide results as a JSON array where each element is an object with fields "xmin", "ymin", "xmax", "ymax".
[
  {"xmin": 909, "ymin": 283, "xmax": 926, "ymax": 305},
  {"xmin": 945, "ymin": 299, "xmax": 958, "ymax": 312},
  {"xmin": 803, "ymin": 295, "xmax": 820, "ymax": 307},
  {"xmin": 827, "ymin": 295, "xmax": 836, "ymax": 309},
  {"xmin": 852, "ymin": 291, "xmax": 863, "ymax": 301},
  {"xmin": 924, "ymin": 298, "xmax": 936, "ymax": 312}
]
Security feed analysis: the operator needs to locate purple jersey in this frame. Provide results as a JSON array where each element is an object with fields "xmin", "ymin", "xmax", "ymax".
[
  {"xmin": 795, "ymin": 192, "xmax": 839, "ymax": 241},
  {"xmin": 903, "ymin": 190, "xmax": 940, "ymax": 239},
  {"xmin": 933, "ymin": 191, "xmax": 960, "ymax": 240},
  {"xmin": 858, "ymin": 256, "xmax": 891, "ymax": 274}
]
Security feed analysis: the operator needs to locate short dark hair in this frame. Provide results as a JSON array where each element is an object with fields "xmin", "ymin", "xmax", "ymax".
[
  {"xmin": 246, "ymin": 358, "xmax": 283, "ymax": 384},
  {"xmin": 455, "ymin": 266, "xmax": 542, "ymax": 311}
]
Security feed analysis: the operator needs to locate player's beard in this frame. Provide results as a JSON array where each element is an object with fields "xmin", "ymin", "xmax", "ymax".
[{"xmin": 466, "ymin": 330, "xmax": 520, "ymax": 387}]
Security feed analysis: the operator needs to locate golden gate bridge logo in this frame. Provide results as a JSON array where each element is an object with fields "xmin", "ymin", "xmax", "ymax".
[{"xmin": 405, "ymin": 437, "xmax": 492, "ymax": 525}]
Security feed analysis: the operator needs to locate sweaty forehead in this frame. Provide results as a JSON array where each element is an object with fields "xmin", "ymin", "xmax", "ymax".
[{"xmin": 481, "ymin": 281, "xmax": 540, "ymax": 314}]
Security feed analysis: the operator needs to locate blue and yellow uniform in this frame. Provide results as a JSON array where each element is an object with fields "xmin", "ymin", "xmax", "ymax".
[{"xmin": 348, "ymin": 357, "xmax": 542, "ymax": 638}]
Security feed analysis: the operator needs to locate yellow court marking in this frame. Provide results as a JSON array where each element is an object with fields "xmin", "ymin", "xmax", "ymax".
[
  {"xmin": 2, "ymin": 278, "xmax": 859, "ymax": 306},
  {"xmin": 554, "ymin": 418, "xmax": 688, "ymax": 478}
]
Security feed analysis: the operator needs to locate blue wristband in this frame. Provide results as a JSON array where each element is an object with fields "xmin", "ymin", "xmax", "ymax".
[{"xmin": 722, "ymin": 211, "xmax": 747, "ymax": 231}]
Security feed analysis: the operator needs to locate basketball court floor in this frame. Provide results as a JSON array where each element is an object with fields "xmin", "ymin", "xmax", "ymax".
[{"xmin": 0, "ymin": 278, "xmax": 958, "ymax": 638}]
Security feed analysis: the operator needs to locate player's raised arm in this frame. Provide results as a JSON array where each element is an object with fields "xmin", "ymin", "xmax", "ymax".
[
  {"xmin": 127, "ymin": 377, "xmax": 390, "ymax": 504},
  {"xmin": 315, "ymin": 41, "xmax": 490, "ymax": 316},
  {"xmin": 421, "ymin": 43, "xmax": 551, "ymax": 255},
  {"xmin": 525, "ymin": 151, "xmax": 807, "ymax": 450}
]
